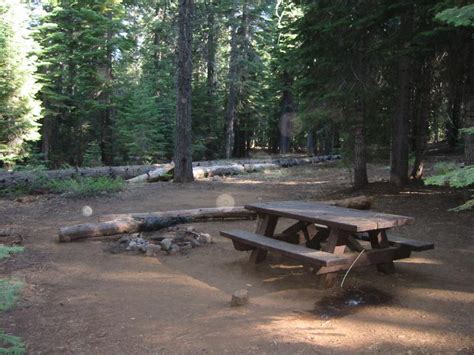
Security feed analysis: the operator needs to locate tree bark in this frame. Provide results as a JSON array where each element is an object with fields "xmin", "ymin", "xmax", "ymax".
[
  {"xmin": 390, "ymin": 9, "xmax": 413, "ymax": 186},
  {"xmin": 174, "ymin": 0, "xmax": 194, "ymax": 182},
  {"xmin": 464, "ymin": 46, "xmax": 474, "ymax": 165},
  {"xmin": 353, "ymin": 99, "xmax": 368, "ymax": 189},
  {"xmin": 279, "ymin": 70, "xmax": 295, "ymax": 154},
  {"xmin": 224, "ymin": 1, "xmax": 241, "ymax": 159},
  {"xmin": 411, "ymin": 61, "xmax": 432, "ymax": 180},
  {"xmin": 205, "ymin": 0, "xmax": 218, "ymax": 159}
]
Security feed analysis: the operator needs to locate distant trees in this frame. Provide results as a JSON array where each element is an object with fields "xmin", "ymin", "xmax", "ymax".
[
  {"xmin": 0, "ymin": 1, "xmax": 41, "ymax": 168},
  {"xmin": 1, "ymin": 0, "xmax": 472, "ymax": 190}
]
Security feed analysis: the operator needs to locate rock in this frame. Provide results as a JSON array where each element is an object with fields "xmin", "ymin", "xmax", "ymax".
[
  {"xmin": 118, "ymin": 235, "xmax": 130, "ymax": 244},
  {"xmin": 161, "ymin": 238, "xmax": 173, "ymax": 251},
  {"xmin": 198, "ymin": 233, "xmax": 212, "ymax": 244},
  {"xmin": 186, "ymin": 226, "xmax": 195, "ymax": 232},
  {"xmin": 129, "ymin": 233, "xmax": 141, "ymax": 239},
  {"xmin": 145, "ymin": 244, "xmax": 162, "ymax": 257},
  {"xmin": 231, "ymin": 289, "xmax": 249, "ymax": 307},
  {"xmin": 126, "ymin": 240, "xmax": 138, "ymax": 251},
  {"xmin": 168, "ymin": 244, "xmax": 180, "ymax": 255},
  {"xmin": 189, "ymin": 238, "xmax": 200, "ymax": 248},
  {"xmin": 180, "ymin": 242, "xmax": 192, "ymax": 250}
]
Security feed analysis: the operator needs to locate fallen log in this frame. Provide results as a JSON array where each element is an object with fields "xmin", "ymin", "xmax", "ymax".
[
  {"xmin": 2, "ymin": 155, "xmax": 341, "ymax": 189},
  {"xmin": 126, "ymin": 163, "xmax": 174, "ymax": 183},
  {"xmin": 99, "ymin": 206, "xmax": 256, "ymax": 222},
  {"xmin": 127, "ymin": 155, "xmax": 341, "ymax": 183},
  {"xmin": 58, "ymin": 207, "xmax": 257, "ymax": 242},
  {"xmin": 58, "ymin": 216, "xmax": 191, "ymax": 242},
  {"xmin": 328, "ymin": 195, "xmax": 373, "ymax": 210},
  {"xmin": 58, "ymin": 197, "xmax": 369, "ymax": 243}
]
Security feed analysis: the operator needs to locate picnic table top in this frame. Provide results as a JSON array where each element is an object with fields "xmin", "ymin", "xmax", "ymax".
[{"xmin": 245, "ymin": 201, "xmax": 414, "ymax": 233}]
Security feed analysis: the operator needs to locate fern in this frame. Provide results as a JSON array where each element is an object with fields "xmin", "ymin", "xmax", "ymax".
[{"xmin": 425, "ymin": 165, "xmax": 474, "ymax": 211}]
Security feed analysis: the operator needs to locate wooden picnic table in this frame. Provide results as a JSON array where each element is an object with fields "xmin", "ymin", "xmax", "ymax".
[{"xmin": 221, "ymin": 201, "xmax": 433, "ymax": 288}]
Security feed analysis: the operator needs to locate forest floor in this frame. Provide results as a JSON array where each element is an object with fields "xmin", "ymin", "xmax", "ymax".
[{"xmin": 0, "ymin": 160, "xmax": 473, "ymax": 354}]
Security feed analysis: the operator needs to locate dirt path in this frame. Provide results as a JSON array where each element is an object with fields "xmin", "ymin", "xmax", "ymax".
[{"xmin": 1, "ymin": 164, "xmax": 473, "ymax": 354}]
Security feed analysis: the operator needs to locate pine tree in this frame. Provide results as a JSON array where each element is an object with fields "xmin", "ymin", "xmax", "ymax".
[{"xmin": 0, "ymin": 1, "xmax": 42, "ymax": 168}]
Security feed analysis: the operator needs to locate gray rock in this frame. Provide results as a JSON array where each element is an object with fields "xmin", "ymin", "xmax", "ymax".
[
  {"xmin": 145, "ymin": 244, "xmax": 162, "ymax": 257},
  {"xmin": 168, "ymin": 245, "xmax": 180, "ymax": 255},
  {"xmin": 161, "ymin": 238, "xmax": 173, "ymax": 251},
  {"xmin": 118, "ymin": 235, "xmax": 130, "ymax": 244},
  {"xmin": 126, "ymin": 240, "xmax": 138, "ymax": 251},
  {"xmin": 180, "ymin": 243, "xmax": 192, "ymax": 250},
  {"xmin": 186, "ymin": 226, "xmax": 196, "ymax": 232},
  {"xmin": 189, "ymin": 238, "xmax": 200, "ymax": 248},
  {"xmin": 231, "ymin": 289, "xmax": 249, "ymax": 307},
  {"xmin": 198, "ymin": 233, "xmax": 212, "ymax": 245}
]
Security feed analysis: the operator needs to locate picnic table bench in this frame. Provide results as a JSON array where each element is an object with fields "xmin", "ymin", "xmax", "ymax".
[{"xmin": 220, "ymin": 201, "xmax": 434, "ymax": 287}]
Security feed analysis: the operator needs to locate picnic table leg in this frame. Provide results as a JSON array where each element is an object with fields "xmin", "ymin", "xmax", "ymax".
[
  {"xmin": 249, "ymin": 214, "xmax": 278, "ymax": 264},
  {"xmin": 315, "ymin": 228, "xmax": 348, "ymax": 288},
  {"xmin": 368, "ymin": 229, "xmax": 396, "ymax": 274}
]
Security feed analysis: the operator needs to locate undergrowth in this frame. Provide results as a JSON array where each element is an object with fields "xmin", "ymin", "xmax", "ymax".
[
  {"xmin": 0, "ymin": 246, "xmax": 24, "ymax": 261},
  {"xmin": 1, "ymin": 176, "xmax": 124, "ymax": 198},
  {"xmin": 0, "ymin": 246, "xmax": 25, "ymax": 354},
  {"xmin": 425, "ymin": 164, "xmax": 474, "ymax": 212}
]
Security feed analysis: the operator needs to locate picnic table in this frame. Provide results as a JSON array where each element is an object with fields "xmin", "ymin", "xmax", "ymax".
[{"xmin": 220, "ymin": 201, "xmax": 434, "ymax": 287}]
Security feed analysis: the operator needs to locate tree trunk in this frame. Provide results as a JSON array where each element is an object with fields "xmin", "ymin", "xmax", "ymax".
[
  {"xmin": 99, "ymin": 14, "xmax": 114, "ymax": 166},
  {"xmin": 464, "ymin": 47, "xmax": 474, "ymax": 165},
  {"xmin": 174, "ymin": 0, "xmax": 194, "ymax": 183},
  {"xmin": 279, "ymin": 71, "xmax": 295, "ymax": 154},
  {"xmin": 390, "ymin": 9, "xmax": 413, "ymax": 186},
  {"xmin": 411, "ymin": 61, "xmax": 432, "ymax": 180},
  {"xmin": 306, "ymin": 130, "xmax": 315, "ymax": 156},
  {"xmin": 353, "ymin": 99, "xmax": 368, "ymax": 189},
  {"xmin": 205, "ymin": 0, "xmax": 218, "ymax": 159},
  {"xmin": 224, "ymin": 2, "xmax": 240, "ymax": 159}
]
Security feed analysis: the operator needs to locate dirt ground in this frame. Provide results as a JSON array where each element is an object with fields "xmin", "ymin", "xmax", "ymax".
[{"xmin": 0, "ymin": 162, "xmax": 473, "ymax": 354}]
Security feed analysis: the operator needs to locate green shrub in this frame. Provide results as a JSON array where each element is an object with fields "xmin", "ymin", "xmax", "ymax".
[
  {"xmin": 0, "ymin": 279, "xmax": 23, "ymax": 312},
  {"xmin": 1, "ymin": 176, "xmax": 124, "ymax": 198},
  {"xmin": 0, "ymin": 246, "xmax": 24, "ymax": 261},
  {"xmin": 425, "ymin": 165, "xmax": 474, "ymax": 211},
  {"xmin": 432, "ymin": 161, "xmax": 458, "ymax": 175},
  {"xmin": 47, "ymin": 176, "xmax": 124, "ymax": 197},
  {"xmin": 0, "ymin": 331, "xmax": 25, "ymax": 355}
]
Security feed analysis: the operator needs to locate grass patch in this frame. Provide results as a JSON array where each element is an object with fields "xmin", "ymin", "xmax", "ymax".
[
  {"xmin": 0, "ymin": 247, "xmax": 25, "ymax": 354},
  {"xmin": 0, "ymin": 246, "xmax": 24, "ymax": 262},
  {"xmin": 1, "ymin": 176, "xmax": 124, "ymax": 198},
  {"xmin": 0, "ymin": 279, "xmax": 23, "ymax": 312},
  {"xmin": 0, "ymin": 332, "xmax": 26, "ymax": 355},
  {"xmin": 47, "ymin": 176, "xmax": 124, "ymax": 197}
]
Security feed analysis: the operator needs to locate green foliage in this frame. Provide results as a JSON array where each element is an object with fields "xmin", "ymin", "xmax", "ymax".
[
  {"xmin": 425, "ymin": 165, "xmax": 474, "ymax": 211},
  {"xmin": 0, "ymin": 247, "xmax": 25, "ymax": 355},
  {"xmin": 435, "ymin": 4, "xmax": 474, "ymax": 27},
  {"xmin": 0, "ymin": 331, "xmax": 25, "ymax": 355},
  {"xmin": 432, "ymin": 161, "xmax": 458, "ymax": 175},
  {"xmin": 0, "ymin": 1, "xmax": 42, "ymax": 168},
  {"xmin": 425, "ymin": 165, "xmax": 474, "ymax": 188},
  {"xmin": 1, "ymin": 174, "xmax": 123, "ymax": 198},
  {"xmin": 460, "ymin": 127, "xmax": 474, "ymax": 135},
  {"xmin": 46, "ymin": 176, "xmax": 124, "ymax": 197},
  {"xmin": 0, "ymin": 279, "xmax": 23, "ymax": 312},
  {"xmin": 0, "ymin": 246, "xmax": 24, "ymax": 262}
]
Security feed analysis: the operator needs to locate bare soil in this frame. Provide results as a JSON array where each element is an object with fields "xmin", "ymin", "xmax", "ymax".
[{"xmin": 0, "ymin": 163, "xmax": 473, "ymax": 354}]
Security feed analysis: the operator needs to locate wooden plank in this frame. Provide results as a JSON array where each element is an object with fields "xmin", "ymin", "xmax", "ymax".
[
  {"xmin": 249, "ymin": 214, "xmax": 279, "ymax": 264},
  {"xmin": 314, "ymin": 247, "xmax": 400, "ymax": 275},
  {"xmin": 245, "ymin": 201, "xmax": 414, "ymax": 232},
  {"xmin": 220, "ymin": 230, "xmax": 347, "ymax": 267},
  {"xmin": 369, "ymin": 230, "xmax": 395, "ymax": 274},
  {"xmin": 354, "ymin": 234, "xmax": 434, "ymax": 252},
  {"xmin": 386, "ymin": 235, "xmax": 434, "ymax": 251},
  {"xmin": 316, "ymin": 229, "xmax": 347, "ymax": 288}
]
